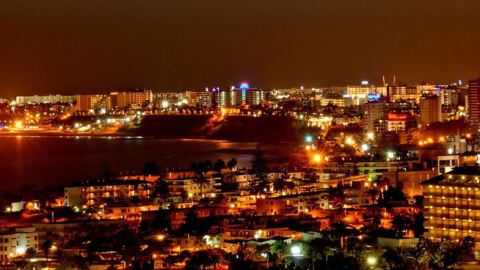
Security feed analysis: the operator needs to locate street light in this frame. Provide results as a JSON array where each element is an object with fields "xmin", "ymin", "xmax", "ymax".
[
  {"xmin": 305, "ymin": 135, "xmax": 313, "ymax": 143},
  {"xmin": 367, "ymin": 256, "xmax": 377, "ymax": 266},
  {"xmin": 262, "ymin": 252, "xmax": 269, "ymax": 268},
  {"xmin": 345, "ymin": 137, "xmax": 354, "ymax": 145},
  {"xmin": 313, "ymin": 154, "xmax": 321, "ymax": 163},
  {"xmin": 291, "ymin": 245, "xmax": 301, "ymax": 256},
  {"xmin": 361, "ymin": 143, "xmax": 369, "ymax": 151},
  {"xmin": 387, "ymin": 151, "xmax": 395, "ymax": 160}
]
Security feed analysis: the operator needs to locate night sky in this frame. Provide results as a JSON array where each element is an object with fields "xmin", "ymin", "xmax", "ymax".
[{"xmin": 1, "ymin": 0, "xmax": 480, "ymax": 97}]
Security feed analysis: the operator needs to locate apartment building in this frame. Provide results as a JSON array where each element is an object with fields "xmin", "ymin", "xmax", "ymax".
[
  {"xmin": 422, "ymin": 166, "xmax": 480, "ymax": 254},
  {"xmin": 64, "ymin": 179, "xmax": 154, "ymax": 207},
  {"xmin": 0, "ymin": 227, "xmax": 38, "ymax": 263}
]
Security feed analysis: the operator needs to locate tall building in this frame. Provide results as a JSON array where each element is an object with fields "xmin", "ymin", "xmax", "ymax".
[
  {"xmin": 75, "ymin": 94, "xmax": 107, "ymax": 111},
  {"xmin": 422, "ymin": 166, "xmax": 480, "ymax": 255},
  {"xmin": 363, "ymin": 101, "xmax": 386, "ymax": 135},
  {"xmin": 112, "ymin": 89, "xmax": 153, "ymax": 109},
  {"xmin": 468, "ymin": 78, "xmax": 480, "ymax": 126},
  {"xmin": 420, "ymin": 94, "xmax": 442, "ymax": 124},
  {"xmin": 214, "ymin": 84, "xmax": 270, "ymax": 107}
]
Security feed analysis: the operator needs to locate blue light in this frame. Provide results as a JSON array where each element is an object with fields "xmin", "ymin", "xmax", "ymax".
[
  {"xmin": 305, "ymin": 135, "xmax": 313, "ymax": 143},
  {"xmin": 239, "ymin": 83, "xmax": 249, "ymax": 89},
  {"xmin": 367, "ymin": 94, "xmax": 381, "ymax": 99}
]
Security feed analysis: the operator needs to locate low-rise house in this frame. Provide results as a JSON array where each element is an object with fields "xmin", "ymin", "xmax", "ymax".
[{"xmin": 103, "ymin": 204, "xmax": 161, "ymax": 220}]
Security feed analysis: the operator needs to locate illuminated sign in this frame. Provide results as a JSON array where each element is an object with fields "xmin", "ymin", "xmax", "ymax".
[
  {"xmin": 361, "ymin": 81, "xmax": 369, "ymax": 85},
  {"xmin": 387, "ymin": 113, "xmax": 407, "ymax": 120},
  {"xmin": 239, "ymin": 83, "xmax": 250, "ymax": 89},
  {"xmin": 367, "ymin": 94, "xmax": 381, "ymax": 99}
]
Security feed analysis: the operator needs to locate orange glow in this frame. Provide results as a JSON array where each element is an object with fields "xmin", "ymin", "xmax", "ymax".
[
  {"xmin": 387, "ymin": 113, "xmax": 407, "ymax": 120},
  {"xmin": 305, "ymin": 145, "xmax": 311, "ymax": 151},
  {"xmin": 14, "ymin": 121, "xmax": 23, "ymax": 129},
  {"xmin": 312, "ymin": 154, "xmax": 321, "ymax": 163}
]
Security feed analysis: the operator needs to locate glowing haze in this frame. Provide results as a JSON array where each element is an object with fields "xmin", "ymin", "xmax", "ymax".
[{"xmin": 0, "ymin": 0, "xmax": 480, "ymax": 97}]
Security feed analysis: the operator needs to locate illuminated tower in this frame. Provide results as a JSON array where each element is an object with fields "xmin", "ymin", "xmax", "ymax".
[{"xmin": 468, "ymin": 78, "xmax": 480, "ymax": 126}]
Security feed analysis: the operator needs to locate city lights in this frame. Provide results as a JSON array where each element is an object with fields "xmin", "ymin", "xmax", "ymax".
[
  {"xmin": 14, "ymin": 121, "xmax": 23, "ymax": 129},
  {"xmin": 291, "ymin": 245, "xmax": 301, "ymax": 256},
  {"xmin": 367, "ymin": 257, "xmax": 377, "ymax": 265},
  {"xmin": 345, "ymin": 137, "xmax": 354, "ymax": 145},
  {"xmin": 361, "ymin": 143, "xmax": 369, "ymax": 151},
  {"xmin": 0, "ymin": 6, "xmax": 478, "ymax": 267}
]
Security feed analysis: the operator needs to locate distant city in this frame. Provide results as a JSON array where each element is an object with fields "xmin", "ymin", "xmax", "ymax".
[{"xmin": 1, "ymin": 77, "xmax": 480, "ymax": 269}]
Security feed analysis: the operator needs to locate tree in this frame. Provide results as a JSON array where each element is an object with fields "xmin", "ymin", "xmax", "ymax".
[
  {"xmin": 270, "ymin": 240, "xmax": 289, "ymax": 266},
  {"xmin": 367, "ymin": 188, "xmax": 379, "ymax": 205},
  {"xmin": 142, "ymin": 161, "xmax": 160, "ymax": 176},
  {"xmin": 41, "ymin": 239, "xmax": 52, "ymax": 262},
  {"xmin": 381, "ymin": 247, "xmax": 414, "ymax": 270},
  {"xmin": 328, "ymin": 185, "xmax": 345, "ymax": 209},
  {"xmin": 227, "ymin": 158, "xmax": 238, "ymax": 172},
  {"xmin": 391, "ymin": 214, "xmax": 412, "ymax": 238},
  {"xmin": 250, "ymin": 145, "xmax": 269, "ymax": 193},
  {"xmin": 25, "ymin": 247, "xmax": 36, "ymax": 258},
  {"xmin": 278, "ymin": 156, "xmax": 290, "ymax": 172},
  {"xmin": 330, "ymin": 221, "xmax": 356, "ymax": 249},
  {"xmin": 213, "ymin": 159, "xmax": 226, "ymax": 173},
  {"xmin": 273, "ymin": 174, "xmax": 295, "ymax": 194},
  {"xmin": 179, "ymin": 210, "xmax": 211, "ymax": 236},
  {"xmin": 153, "ymin": 179, "xmax": 170, "ymax": 199},
  {"xmin": 151, "ymin": 211, "xmax": 171, "ymax": 233},
  {"xmin": 191, "ymin": 161, "xmax": 212, "ymax": 195}
]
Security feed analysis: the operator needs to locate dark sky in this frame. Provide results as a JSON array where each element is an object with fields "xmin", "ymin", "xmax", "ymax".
[{"xmin": 1, "ymin": 0, "xmax": 480, "ymax": 98}]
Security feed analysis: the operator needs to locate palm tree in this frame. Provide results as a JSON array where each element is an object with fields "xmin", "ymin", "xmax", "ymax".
[
  {"xmin": 381, "ymin": 247, "xmax": 414, "ymax": 270},
  {"xmin": 227, "ymin": 158, "xmax": 238, "ymax": 172},
  {"xmin": 330, "ymin": 221, "xmax": 356, "ymax": 249},
  {"xmin": 191, "ymin": 162, "xmax": 211, "ymax": 196},
  {"xmin": 213, "ymin": 159, "xmax": 226, "ymax": 173},
  {"xmin": 273, "ymin": 174, "xmax": 294, "ymax": 194},
  {"xmin": 270, "ymin": 240, "xmax": 289, "ymax": 266}
]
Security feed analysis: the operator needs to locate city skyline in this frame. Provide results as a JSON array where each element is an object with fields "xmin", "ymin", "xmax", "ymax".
[{"xmin": 1, "ymin": 0, "xmax": 480, "ymax": 98}]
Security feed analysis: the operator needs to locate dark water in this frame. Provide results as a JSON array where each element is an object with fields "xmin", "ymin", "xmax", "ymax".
[{"xmin": 0, "ymin": 136, "xmax": 276, "ymax": 192}]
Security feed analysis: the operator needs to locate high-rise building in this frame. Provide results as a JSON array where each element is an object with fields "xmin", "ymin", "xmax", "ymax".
[
  {"xmin": 75, "ymin": 94, "xmax": 106, "ymax": 111},
  {"xmin": 112, "ymin": 89, "xmax": 153, "ymax": 109},
  {"xmin": 420, "ymin": 94, "xmax": 442, "ymax": 125},
  {"xmin": 468, "ymin": 78, "xmax": 480, "ymax": 126},
  {"xmin": 363, "ymin": 101, "xmax": 386, "ymax": 135},
  {"xmin": 422, "ymin": 166, "xmax": 480, "ymax": 255}
]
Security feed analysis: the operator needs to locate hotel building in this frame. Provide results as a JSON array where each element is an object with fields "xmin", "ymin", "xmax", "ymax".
[{"xmin": 422, "ymin": 166, "xmax": 480, "ymax": 254}]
